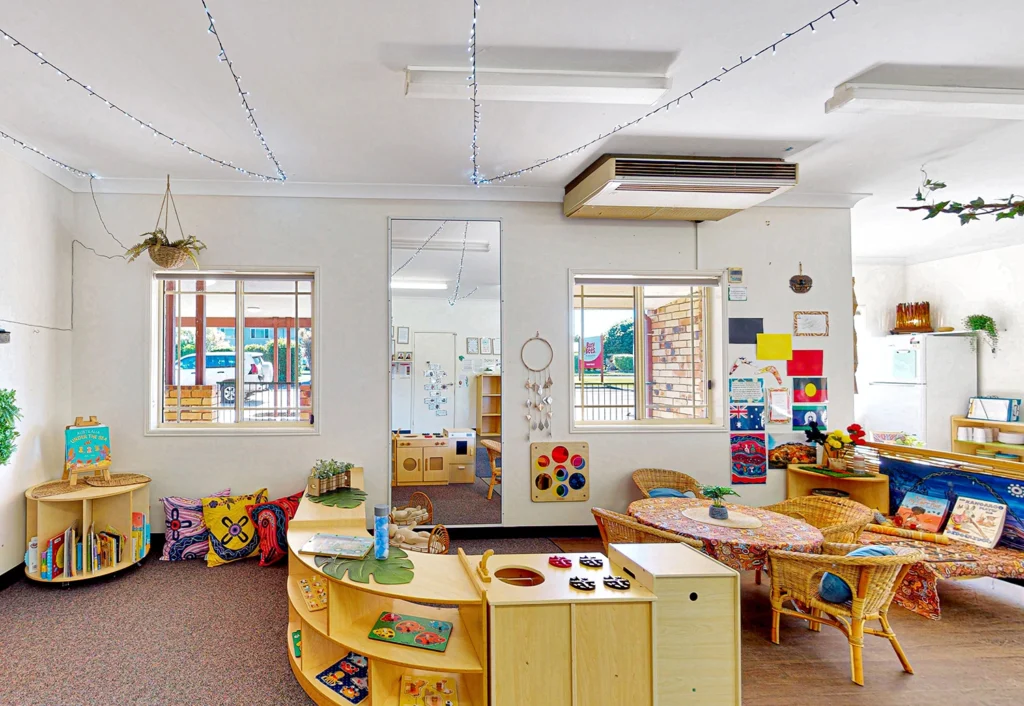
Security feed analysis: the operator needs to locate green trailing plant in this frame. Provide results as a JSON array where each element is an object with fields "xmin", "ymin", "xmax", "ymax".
[
  {"xmin": 700, "ymin": 485, "xmax": 740, "ymax": 507},
  {"xmin": 0, "ymin": 388, "xmax": 23, "ymax": 466},
  {"xmin": 900, "ymin": 175, "xmax": 1024, "ymax": 225},
  {"xmin": 125, "ymin": 228, "xmax": 206, "ymax": 268},
  {"xmin": 962, "ymin": 314, "xmax": 999, "ymax": 353},
  {"xmin": 312, "ymin": 459, "xmax": 354, "ymax": 479}
]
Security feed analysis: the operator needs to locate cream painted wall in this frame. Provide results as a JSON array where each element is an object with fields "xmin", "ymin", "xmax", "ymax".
[
  {"xmin": 0, "ymin": 153, "xmax": 74, "ymax": 574},
  {"xmin": 906, "ymin": 246, "xmax": 1024, "ymax": 397},
  {"xmin": 851, "ymin": 262, "xmax": 907, "ymax": 400},
  {"xmin": 70, "ymin": 193, "xmax": 852, "ymax": 528},
  {"xmin": 391, "ymin": 296, "xmax": 501, "ymax": 430}
]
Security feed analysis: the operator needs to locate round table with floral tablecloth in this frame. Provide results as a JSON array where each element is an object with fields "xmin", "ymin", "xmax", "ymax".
[{"xmin": 628, "ymin": 498, "xmax": 824, "ymax": 572}]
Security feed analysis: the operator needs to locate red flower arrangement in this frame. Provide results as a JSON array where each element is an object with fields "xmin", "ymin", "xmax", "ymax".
[{"xmin": 846, "ymin": 423, "xmax": 866, "ymax": 445}]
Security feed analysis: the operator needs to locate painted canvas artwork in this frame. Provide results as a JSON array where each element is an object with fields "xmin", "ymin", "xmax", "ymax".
[
  {"xmin": 731, "ymin": 433, "xmax": 767, "ymax": 485},
  {"xmin": 881, "ymin": 458, "xmax": 1024, "ymax": 551},
  {"xmin": 792, "ymin": 405, "xmax": 828, "ymax": 431},
  {"xmin": 729, "ymin": 405, "xmax": 765, "ymax": 431},
  {"xmin": 767, "ymin": 434, "xmax": 816, "ymax": 469}
]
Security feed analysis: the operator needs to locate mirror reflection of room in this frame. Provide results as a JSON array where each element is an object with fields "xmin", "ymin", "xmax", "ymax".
[{"xmin": 389, "ymin": 219, "xmax": 501, "ymax": 526}]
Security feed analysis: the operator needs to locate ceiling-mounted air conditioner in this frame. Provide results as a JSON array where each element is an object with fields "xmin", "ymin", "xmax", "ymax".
[{"xmin": 564, "ymin": 155, "xmax": 798, "ymax": 221}]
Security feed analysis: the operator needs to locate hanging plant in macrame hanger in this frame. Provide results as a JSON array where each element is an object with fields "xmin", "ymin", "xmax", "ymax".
[{"xmin": 126, "ymin": 175, "xmax": 206, "ymax": 269}]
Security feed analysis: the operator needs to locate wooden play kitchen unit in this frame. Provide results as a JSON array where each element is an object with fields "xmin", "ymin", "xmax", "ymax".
[
  {"xmin": 287, "ymin": 469, "xmax": 741, "ymax": 705},
  {"xmin": 392, "ymin": 428, "xmax": 476, "ymax": 486}
]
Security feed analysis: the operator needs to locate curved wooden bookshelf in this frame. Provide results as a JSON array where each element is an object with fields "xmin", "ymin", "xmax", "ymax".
[{"xmin": 24, "ymin": 479, "xmax": 151, "ymax": 583}]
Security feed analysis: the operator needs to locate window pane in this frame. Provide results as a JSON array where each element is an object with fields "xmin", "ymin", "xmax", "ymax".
[
  {"xmin": 644, "ymin": 286, "xmax": 707, "ymax": 420},
  {"xmin": 573, "ymin": 287, "xmax": 636, "ymax": 422}
]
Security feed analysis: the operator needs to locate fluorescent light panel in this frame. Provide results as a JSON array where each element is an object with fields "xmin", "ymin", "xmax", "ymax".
[
  {"xmin": 391, "ymin": 238, "xmax": 490, "ymax": 253},
  {"xmin": 406, "ymin": 67, "xmax": 670, "ymax": 105},
  {"xmin": 390, "ymin": 280, "xmax": 448, "ymax": 290},
  {"xmin": 826, "ymin": 82, "xmax": 1024, "ymax": 119}
]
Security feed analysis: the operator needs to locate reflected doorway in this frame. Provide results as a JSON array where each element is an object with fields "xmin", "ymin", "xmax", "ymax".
[{"xmin": 388, "ymin": 218, "xmax": 502, "ymax": 527}]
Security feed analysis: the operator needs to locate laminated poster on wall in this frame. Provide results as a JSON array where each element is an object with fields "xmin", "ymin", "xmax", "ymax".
[
  {"xmin": 766, "ymin": 388, "xmax": 792, "ymax": 424},
  {"xmin": 767, "ymin": 433, "xmax": 816, "ymax": 469},
  {"xmin": 793, "ymin": 377, "xmax": 827, "ymax": 404},
  {"xmin": 730, "ymin": 433, "xmax": 767, "ymax": 485},
  {"xmin": 730, "ymin": 405, "xmax": 765, "ymax": 432},
  {"xmin": 792, "ymin": 405, "xmax": 828, "ymax": 431},
  {"xmin": 728, "ymin": 377, "xmax": 764, "ymax": 405}
]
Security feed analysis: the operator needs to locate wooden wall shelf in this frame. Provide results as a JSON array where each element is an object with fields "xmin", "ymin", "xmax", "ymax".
[
  {"xmin": 951, "ymin": 416, "xmax": 1024, "ymax": 465},
  {"xmin": 476, "ymin": 374, "xmax": 501, "ymax": 438}
]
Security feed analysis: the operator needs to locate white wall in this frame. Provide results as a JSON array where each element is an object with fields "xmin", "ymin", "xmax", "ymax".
[
  {"xmin": 906, "ymin": 246, "xmax": 1024, "ymax": 397},
  {"xmin": 70, "ymin": 194, "xmax": 853, "ymax": 527},
  {"xmin": 391, "ymin": 296, "xmax": 500, "ymax": 430},
  {"xmin": 0, "ymin": 152, "xmax": 74, "ymax": 574},
  {"xmin": 851, "ymin": 262, "xmax": 907, "ymax": 405}
]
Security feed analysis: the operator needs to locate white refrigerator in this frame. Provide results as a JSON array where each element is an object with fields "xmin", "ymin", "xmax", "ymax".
[{"xmin": 859, "ymin": 333, "xmax": 977, "ymax": 450}]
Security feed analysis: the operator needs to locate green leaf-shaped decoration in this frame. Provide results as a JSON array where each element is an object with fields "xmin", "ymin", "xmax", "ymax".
[
  {"xmin": 307, "ymin": 487, "xmax": 368, "ymax": 508},
  {"xmin": 315, "ymin": 547, "xmax": 415, "ymax": 585}
]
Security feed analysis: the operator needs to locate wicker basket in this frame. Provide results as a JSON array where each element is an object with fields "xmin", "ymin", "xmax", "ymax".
[{"xmin": 148, "ymin": 244, "xmax": 189, "ymax": 270}]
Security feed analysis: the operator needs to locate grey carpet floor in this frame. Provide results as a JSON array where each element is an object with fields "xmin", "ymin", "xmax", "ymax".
[
  {"xmin": 2, "ymin": 537, "xmax": 1023, "ymax": 705},
  {"xmin": 391, "ymin": 478, "xmax": 501, "ymax": 526}
]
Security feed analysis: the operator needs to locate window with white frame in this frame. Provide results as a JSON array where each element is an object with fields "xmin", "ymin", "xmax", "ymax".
[
  {"xmin": 572, "ymin": 272, "xmax": 722, "ymax": 427},
  {"xmin": 153, "ymin": 271, "xmax": 315, "ymax": 430}
]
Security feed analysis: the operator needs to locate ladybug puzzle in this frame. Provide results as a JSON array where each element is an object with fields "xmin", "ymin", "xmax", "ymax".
[
  {"xmin": 531, "ymin": 442, "xmax": 589, "ymax": 503},
  {"xmin": 368, "ymin": 610, "xmax": 452, "ymax": 653}
]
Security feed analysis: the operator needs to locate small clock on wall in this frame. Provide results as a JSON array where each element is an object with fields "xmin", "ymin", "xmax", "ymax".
[{"xmin": 789, "ymin": 262, "xmax": 813, "ymax": 294}]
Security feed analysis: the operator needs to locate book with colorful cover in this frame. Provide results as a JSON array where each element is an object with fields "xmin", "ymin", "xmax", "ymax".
[
  {"xmin": 315, "ymin": 652, "xmax": 368, "ymax": 704},
  {"xmin": 64, "ymin": 422, "xmax": 111, "ymax": 472},
  {"xmin": 299, "ymin": 533, "xmax": 373, "ymax": 559},
  {"xmin": 291, "ymin": 629, "xmax": 302, "ymax": 658},
  {"xmin": 894, "ymin": 492, "xmax": 950, "ymax": 533},
  {"xmin": 399, "ymin": 674, "xmax": 460, "ymax": 706},
  {"xmin": 943, "ymin": 496, "xmax": 1007, "ymax": 548},
  {"xmin": 49, "ymin": 531, "xmax": 66, "ymax": 581},
  {"xmin": 132, "ymin": 512, "xmax": 145, "ymax": 561}
]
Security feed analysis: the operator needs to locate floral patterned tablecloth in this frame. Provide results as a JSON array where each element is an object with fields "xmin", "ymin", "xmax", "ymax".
[
  {"xmin": 628, "ymin": 498, "xmax": 824, "ymax": 572},
  {"xmin": 859, "ymin": 530, "xmax": 1024, "ymax": 620}
]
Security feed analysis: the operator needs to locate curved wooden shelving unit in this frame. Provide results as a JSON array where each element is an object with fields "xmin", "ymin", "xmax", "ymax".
[{"xmin": 24, "ymin": 479, "xmax": 151, "ymax": 583}]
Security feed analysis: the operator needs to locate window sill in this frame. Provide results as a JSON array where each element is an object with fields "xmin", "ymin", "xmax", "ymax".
[
  {"xmin": 570, "ymin": 423, "xmax": 728, "ymax": 434},
  {"xmin": 145, "ymin": 425, "xmax": 320, "ymax": 438}
]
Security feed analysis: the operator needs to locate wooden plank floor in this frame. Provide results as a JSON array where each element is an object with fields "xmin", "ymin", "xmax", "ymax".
[{"xmin": 554, "ymin": 537, "xmax": 1024, "ymax": 703}]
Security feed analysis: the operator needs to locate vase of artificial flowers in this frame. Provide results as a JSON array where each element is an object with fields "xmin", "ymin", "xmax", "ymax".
[
  {"xmin": 701, "ymin": 485, "xmax": 741, "ymax": 520},
  {"xmin": 805, "ymin": 423, "xmax": 865, "ymax": 471}
]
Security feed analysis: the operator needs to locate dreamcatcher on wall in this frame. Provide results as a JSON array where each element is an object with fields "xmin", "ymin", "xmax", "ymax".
[{"xmin": 521, "ymin": 331, "xmax": 554, "ymax": 439}]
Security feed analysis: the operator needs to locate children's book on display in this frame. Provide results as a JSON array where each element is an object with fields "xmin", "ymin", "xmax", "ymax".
[{"xmin": 942, "ymin": 496, "xmax": 1007, "ymax": 549}]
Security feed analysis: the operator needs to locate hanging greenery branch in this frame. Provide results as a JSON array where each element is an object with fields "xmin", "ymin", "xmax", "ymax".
[
  {"xmin": 0, "ymin": 388, "xmax": 23, "ymax": 466},
  {"xmin": 899, "ymin": 177, "xmax": 1024, "ymax": 225},
  {"xmin": 962, "ymin": 314, "xmax": 999, "ymax": 354}
]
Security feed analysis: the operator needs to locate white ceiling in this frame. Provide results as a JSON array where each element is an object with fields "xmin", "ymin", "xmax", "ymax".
[
  {"xmin": 391, "ymin": 219, "xmax": 500, "ymax": 300},
  {"xmin": 2, "ymin": 1, "xmax": 1024, "ymax": 262}
]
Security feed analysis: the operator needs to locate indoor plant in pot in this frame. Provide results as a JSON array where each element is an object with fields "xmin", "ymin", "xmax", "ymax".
[
  {"xmin": 125, "ymin": 175, "xmax": 206, "ymax": 270},
  {"xmin": 308, "ymin": 459, "xmax": 354, "ymax": 496},
  {"xmin": 963, "ymin": 314, "xmax": 999, "ymax": 354},
  {"xmin": 701, "ymin": 485, "xmax": 740, "ymax": 520}
]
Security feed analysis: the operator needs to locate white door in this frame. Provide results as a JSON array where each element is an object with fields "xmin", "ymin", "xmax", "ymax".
[{"xmin": 413, "ymin": 332, "xmax": 456, "ymax": 434}]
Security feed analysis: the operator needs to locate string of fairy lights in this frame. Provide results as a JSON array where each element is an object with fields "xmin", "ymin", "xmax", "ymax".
[
  {"xmin": 467, "ymin": 0, "xmax": 862, "ymax": 185},
  {"xmin": 0, "ymin": 0, "xmax": 285, "ymax": 181}
]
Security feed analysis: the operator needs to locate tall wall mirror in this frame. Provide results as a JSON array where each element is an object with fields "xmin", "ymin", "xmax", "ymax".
[{"xmin": 388, "ymin": 218, "xmax": 502, "ymax": 528}]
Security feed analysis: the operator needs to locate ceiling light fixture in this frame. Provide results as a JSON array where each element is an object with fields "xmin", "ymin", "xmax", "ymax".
[
  {"xmin": 391, "ymin": 238, "xmax": 490, "ymax": 253},
  {"xmin": 390, "ymin": 281, "xmax": 449, "ymax": 290},
  {"xmin": 407, "ymin": 67, "xmax": 670, "ymax": 105},
  {"xmin": 826, "ymin": 82, "xmax": 1024, "ymax": 119}
]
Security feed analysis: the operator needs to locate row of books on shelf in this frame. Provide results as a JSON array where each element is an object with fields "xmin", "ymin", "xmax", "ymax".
[{"xmin": 26, "ymin": 512, "xmax": 150, "ymax": 580}]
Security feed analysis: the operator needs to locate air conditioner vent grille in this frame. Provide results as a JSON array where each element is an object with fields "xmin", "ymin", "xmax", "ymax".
[
  {"xmin": 613, "ymin": 184, "xmax": 778, "ymax": 195},
  {"xmin": 614, "ymin": 159, "xmax": 797, "ymax": 181}
]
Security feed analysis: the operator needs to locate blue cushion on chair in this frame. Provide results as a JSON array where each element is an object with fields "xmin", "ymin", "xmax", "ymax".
[
  {"xmin": 648, "ymin": 488, "xmax": 696, "ymax": 499},
  {"xmin": 819, "ymin": 545, "xmax": 896, "ymax": 604}
]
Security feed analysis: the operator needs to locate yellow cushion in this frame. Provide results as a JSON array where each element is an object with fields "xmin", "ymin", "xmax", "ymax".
[{"xmin": 202, "ymin": 489, "xmax": 268, "ymax": 567}]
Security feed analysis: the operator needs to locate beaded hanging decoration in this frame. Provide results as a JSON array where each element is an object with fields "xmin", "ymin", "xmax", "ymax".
[{"xmin": 521, "ymin": 331, "xmax": 554, "ymax": 439}]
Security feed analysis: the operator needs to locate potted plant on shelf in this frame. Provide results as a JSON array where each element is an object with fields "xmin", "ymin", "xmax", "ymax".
[
  {"xmin": 307, "ymin": 459, "xmax": 354, "ymax": 496},
  {"xmin": 963, "ymin": 314, "xmax": 999, "ymax": 354},
  {"xmin": 700, "ymin": 485, "xmax": 741, "ymax": 520}
]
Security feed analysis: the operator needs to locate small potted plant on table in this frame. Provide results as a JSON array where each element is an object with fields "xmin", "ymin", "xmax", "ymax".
[
  {"xmin": 701, "ymin": 485, "xmax": 741, "ymax": 520},
  {"xmin": 307, "ymin": 459, "xmax": 354, "ymax": 496}
]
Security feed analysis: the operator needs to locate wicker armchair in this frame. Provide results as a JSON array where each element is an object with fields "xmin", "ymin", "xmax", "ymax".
[
  {"xmin": 756, "ymin": 496, "xmax": 874, "ymax": 584},
  {"xmin": 631, "ymin": 469, "xmax": 707, "ymax": 499},
  {"xmin": 768, "ymin": 542, "xmax": 923, "ymax": 686},
  {"xmin": 591, "ymin": 508, "xmax": 705, "ymax": 555}
]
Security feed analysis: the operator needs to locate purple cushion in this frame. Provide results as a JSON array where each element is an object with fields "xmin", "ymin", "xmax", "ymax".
[{"xmin": 160, "ymin": 489, "xmax": 231, "ymax": 561}]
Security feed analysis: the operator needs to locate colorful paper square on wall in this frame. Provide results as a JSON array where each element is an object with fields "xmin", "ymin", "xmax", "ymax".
[
  {"xmin": 728, "ymin": 317, "xmax": 763, "ymax": 344},
  {"xmin": 793, "ymin": 377, "xmax": 828, "ymax": 403},
  {"xmin": 756, "ymin": 333, "xmax": 793, "ymax": 360},
  {"xmin": 730, "ymin": 433, "xmax": 767, "ymax": 484},
  {"xmin": 792, "ymin": 405, "xmax": 828, "ymax": 431},
  {"xmin": 730, "ymin": 405, "xmax": 765, "ymax": 431},
  {"xmin": 787, "ymin": 349, "xmax": 823, "ymax": 376}
]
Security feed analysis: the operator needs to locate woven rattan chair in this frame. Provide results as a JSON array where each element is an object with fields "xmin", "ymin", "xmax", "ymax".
[
  {"xmin": 756, "ymin": 496, "xmax": 874, "ymax": 584},
  {"xmin": 591, "ymin": 507, "xmax": 705, "ymax": 555},
  {"xmin": 768, "ymin": 542, "xmax": 923, "ymax": 686},
  {"xmin": 631, "ymin": 469, "xmax": 707, "ymax": 499}
]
